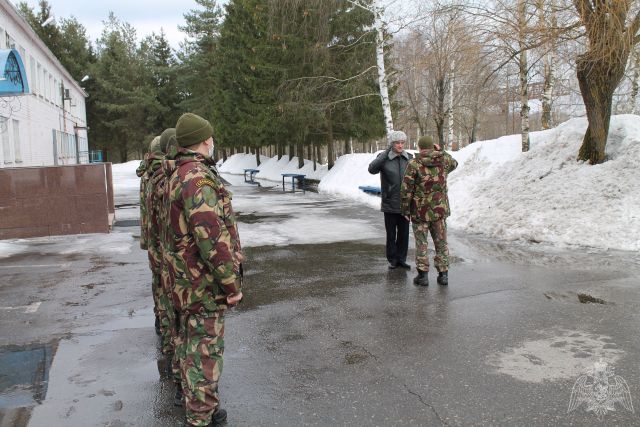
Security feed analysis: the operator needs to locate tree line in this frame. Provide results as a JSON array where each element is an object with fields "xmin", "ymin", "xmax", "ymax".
[
  {"xmin": 19, "ymin": 0, "xmax": 387, "ymax": 167},
  {"xmin": 18, "ymin": 0, "xmax": 640, "ymax": 167}
]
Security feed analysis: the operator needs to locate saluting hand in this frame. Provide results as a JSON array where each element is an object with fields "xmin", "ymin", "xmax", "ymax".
[{"xmin": 227, "ymin": 291, "xmax": 243, "ymax": 306}]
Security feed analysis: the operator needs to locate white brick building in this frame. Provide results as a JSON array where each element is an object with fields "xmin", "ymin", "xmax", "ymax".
[{"xmin": 0, "ymin": 0, "xmax": 88, "ymax": 168}]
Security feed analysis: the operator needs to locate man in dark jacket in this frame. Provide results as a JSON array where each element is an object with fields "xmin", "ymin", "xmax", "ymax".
[
  {"xmin": 368, "ymin": 130, "xmax": 414, "ymax": 269},
  {"xmin": 401, "ymin": 136, "xmax": 458, "ymax": 286}
]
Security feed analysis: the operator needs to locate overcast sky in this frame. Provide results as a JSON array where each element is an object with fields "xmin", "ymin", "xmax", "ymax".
[{"xmin": 15, "ymin": 0, "xmax": 224, "ymax": 48}]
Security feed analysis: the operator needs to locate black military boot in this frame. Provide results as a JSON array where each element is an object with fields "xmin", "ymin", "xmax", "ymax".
[
  {"xmin": 174, "ymin": 384, "xmax": 183, "ymax": 407},
  {"xmin": 154, "ymin": 316, "xmax": 161, "ymax": 336},
  {"xmin": 209, "ymin": 408, "xmax": 228, "ymax": 426},
  {"xmin": 413, "ymin": 270, "xmax": 429, "ymax": 286},
  {"xmin": 437, "ymin": 271, "xmax": 448, "ymax": 286}
]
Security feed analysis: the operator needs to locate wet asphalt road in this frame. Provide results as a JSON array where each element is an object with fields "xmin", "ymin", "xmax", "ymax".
[{"xmin": 1, "ymin": 177, "xmax": 640, "ymax": 426}]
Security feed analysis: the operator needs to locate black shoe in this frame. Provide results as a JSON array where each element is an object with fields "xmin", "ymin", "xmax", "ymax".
[
  {"xmin": 437, "ymin": 271, "xmax": 448, "ymax": 286},
  {"xmin": 174, "ymin": 385, "xmax": 183, "ymax": 407},
  {"xmin": 388, "ymin": 261, "xmax": 398, "ymax": 269},
  {"xmin": 210, "ymin": 408, "xmax": 228, "ymax": 426},
  {"xmin": 413, "ymin": 270, "xmax": 429, "ymax": 286},
  {"xmin": 397, "ymin": 261, "xmax": 411, "ymax": 270},
  {"xmin": 184, "ymin": 408, "xmax": 227, "ymax": 427},
  {"xmin": 155, "ymin": 316, "xmax": 161, "ymax": 336}
]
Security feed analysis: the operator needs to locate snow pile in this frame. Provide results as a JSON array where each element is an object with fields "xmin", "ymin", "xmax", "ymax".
[
  {"xmin": 218, "ymin": 153, "xmax": 328, "ymax": 181},
  {"xmin": 0, "ymin": 241, "xmax": 29, "ymax": 259},
  {"xmin": 111, "ymin": 160, "xmax": 142, "ymax": 195},
  {"xmin": 318, "ymin": 153, "xmax": 387, "ymax": 209},
  {"xmin": 447, "ymin": 115, "xmax": 640, "ymax": 251},
  {"xmin": 0, "ymin": 232, "xmax": 134, "ymax": 258}
]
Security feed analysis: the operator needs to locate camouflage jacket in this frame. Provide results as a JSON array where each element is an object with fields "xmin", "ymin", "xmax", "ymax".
[
  {"xmin": 162, "ymin": 148, "xmax": 242, "ymax": 314},
  {"xmin": 145, "ymin": 153, "xmax": 165, "ymax": 274},
  {"xmin": 136, "ymin": 155, "xmax": 151, "ymax": 250},
  {"xmin": 400, "ymin": 150, "xmax": 458, "ymax": 222}
]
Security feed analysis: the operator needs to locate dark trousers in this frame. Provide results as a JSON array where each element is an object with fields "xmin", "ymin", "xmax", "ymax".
[{"xmin": 384, "ymin": 212, "xmax": 409, "ymax": 264}]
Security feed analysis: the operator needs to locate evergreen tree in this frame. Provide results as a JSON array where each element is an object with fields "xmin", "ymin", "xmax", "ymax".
[
  {"xmin": 91, "ymin": 13, "xmax": 152, "ymax": 161},
  {"xmin": 177, "ymin": 0, "xmax": 223, "ymax": 120},
  {"xmin": 139, "ymin": 30, "xmax": 181, "ymax": 133},
  {"xmin": 213, "ymin": 0, "xmax": 284, "ymax": 160}
]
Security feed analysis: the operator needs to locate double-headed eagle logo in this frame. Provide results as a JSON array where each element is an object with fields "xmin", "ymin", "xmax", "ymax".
[{"xmin": 568, "ymin": 360, "xmax": 634, "ymax": 418}]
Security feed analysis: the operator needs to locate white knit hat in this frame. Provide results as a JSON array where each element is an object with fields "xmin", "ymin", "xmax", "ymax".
[{"xmin": 387, "ymin": 130, "xmax": 407, "ymax": 144}]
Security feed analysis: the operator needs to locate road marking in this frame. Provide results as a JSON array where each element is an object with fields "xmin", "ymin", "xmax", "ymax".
[
  {"xmin": 0, "ymin": 301, "xmax": 42, "ymax": 313},
  {"xmin": 0, "ymin": 263, "xmax": 71, "ymax": 269}
]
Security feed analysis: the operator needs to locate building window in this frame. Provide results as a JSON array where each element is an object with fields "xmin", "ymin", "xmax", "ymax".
[
  {"xmin": 0, "ymin": 27, "xmax": 5, "ymax": 49},
  {"xmin": 30, "ymin": 56, "xmax": 36, "ymax": 94},
  {"xmin": 42, "ymin": 67, "xmax": 47, "ymax": 100},
  {"xmin": 12, "ymin": 119, "xmax": 21, "ymax": 163},
  {"xmin": 37, "ymin": 63, "xmax": 42, "ymax": 96},
  {"xmin": 0, "ymin": 117, "xmax": 11, "ymax": 164},
  {"xmin": 49, "ymin": 74, "xmax": 53, "ymax": 103}
]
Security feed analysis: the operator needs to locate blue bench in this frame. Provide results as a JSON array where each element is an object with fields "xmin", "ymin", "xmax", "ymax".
[
  {"xmin": 282, "ymin": 173, "xmax": 306, "ymax": 194},
  {"xmin": 244, "ymin": 168, "xmax": 260, "ymax": 184},
  {"xmin": 358, "ymin": 185, "xmax": 382, "ymax": 195}
]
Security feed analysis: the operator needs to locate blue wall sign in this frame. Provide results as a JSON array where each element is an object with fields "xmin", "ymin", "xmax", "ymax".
[{"xmin": 0, "ymin": 49, "xmax": 30, "ymax": 96}]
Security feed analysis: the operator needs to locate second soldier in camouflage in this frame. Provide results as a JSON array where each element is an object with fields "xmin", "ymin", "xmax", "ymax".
[{"xmin": 400, "ymin": 135, "xmax": 458, "ymax": 286}]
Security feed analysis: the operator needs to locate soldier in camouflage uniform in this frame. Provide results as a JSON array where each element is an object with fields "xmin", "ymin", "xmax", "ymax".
[
  {"xmin": 145, "ymin": 129, "xmax": 177, "ymax": 360},
  {"xmin": 137, "ymin": 136, "xmax": 161, "ymax": 334},
  {"xmin": 163, "ymin": 113, "xmax": 243, "ymax": 427},
  {"xmin": 400, "ymin": 136, "xmax": 458, "ymax": 286},
  {"xmin": 157, "ymin": 136, "xmax": 186, "ymax": 404}
]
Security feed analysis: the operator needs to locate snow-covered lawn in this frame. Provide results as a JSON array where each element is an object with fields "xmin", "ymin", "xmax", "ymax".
[
  {"xmin": 218, "ymin": 115, "xmax": 640, "ymax": 252},
  {"xmin": 3, "ymin": 115, "xmax": 637, "ymax": 255}
]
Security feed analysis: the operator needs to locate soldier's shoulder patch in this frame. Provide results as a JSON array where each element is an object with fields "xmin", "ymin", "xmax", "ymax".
[{"xmin": 195, "ymin": 178, "xmax": 216, "ymax": 189}]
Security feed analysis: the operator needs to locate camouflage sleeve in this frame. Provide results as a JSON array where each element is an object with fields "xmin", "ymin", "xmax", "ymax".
[
  {"xmin": 445, "ymin": 153, "xmax": 458, "ymax": 173},
  {"xmin": 139, "ymin": 177, "xmax": 149, "ymax": 250},
  {"xmin": 400, "ymin": 161, "xmax": 416, "ymax": 215},
  {"xmin": 135, "ymin": 160, "xmax": 146, "ymax": 177},
  {"xmin": 183, "ymin": 177, "xmax": 240, "ymax": 295}
]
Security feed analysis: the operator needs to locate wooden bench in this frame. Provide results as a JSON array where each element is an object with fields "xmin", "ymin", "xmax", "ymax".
[
  {"xmin": 358, "ymin": 185, "xmax": 382, "ymax": 196},
  {"xmin": 281, "ymin": 173, "xmax": 306, "ymax": 193},
  {"xmin": 244, "ymin": 168, "xmax": 260, "ymax": 184}
]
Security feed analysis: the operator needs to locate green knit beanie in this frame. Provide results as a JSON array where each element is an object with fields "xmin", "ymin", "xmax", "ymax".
[
  {"xmin": 159, "ymin": 128, "xmax": 176, "ymax": 154},
  {"xmin": 176, "ymin": 113, "xmax": 213, "ymax": 147},
  {"xmin": 148, "ymin": 136, "xmax": 161, "ymax": 154},
  {"xmin": 418, "ymin": 135, "xmax": 434, "ymax": 150}
]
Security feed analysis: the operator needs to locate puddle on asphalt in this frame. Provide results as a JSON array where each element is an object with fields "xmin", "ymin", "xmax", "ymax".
[
  {"xmin": 236, "ymin": 212, "xmax": 292, "ymax": 224},
  {"xmin": 0, "ymin": 341, "xmax": 58, "ymax": 410}
]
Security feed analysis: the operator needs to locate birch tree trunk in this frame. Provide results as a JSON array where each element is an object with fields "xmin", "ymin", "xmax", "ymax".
[
  {"xmin": 448, "ymin": 60, "xmax": 455, "ymax": 150},
  {"xmin": 373, "ymin": 4, "xmax": 394, "ymax": 134},
  {"xmin": 539, "ymin": 0, "xmax": 556, "ymax": 129},
  {"xmin": 518, "ymin": 0, "xmax": 530, "ymax": 152}
]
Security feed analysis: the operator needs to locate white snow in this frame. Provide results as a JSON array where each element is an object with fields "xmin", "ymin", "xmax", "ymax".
[
  {"xmin": 1, "ymin": 115, "xmax": 638, "ymax": 257},
  {"xmin": 218, "ymin": 153, "xmax": 328, "ymax": 181},
  {"xmin": 315, "ymin": 116, "xmax": 639, "ymax": 251},
  {"xmin": 0, "ymin": 232, "xmax": 134, "ymax": 258},
  {"xmin": 447, "ymin": 115, "xmax": 640, "ymax": 251}
]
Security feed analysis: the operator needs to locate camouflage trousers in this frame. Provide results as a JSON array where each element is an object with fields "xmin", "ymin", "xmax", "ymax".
[
  {"xmin": 179, "ymin": 310, "xmax": 225, "ymax": 427},
  {"xmin": 159, "ymin": 267, "xmax": 181, "ymax": 385},
  {"xmin": 412, "ymin": 218, "xmax": 449, "ymax": 273}
]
